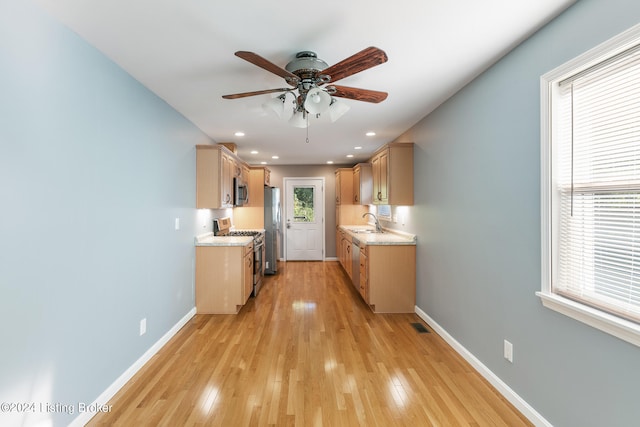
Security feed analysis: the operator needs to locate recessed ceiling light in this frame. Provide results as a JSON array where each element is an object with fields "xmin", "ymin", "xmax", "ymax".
[
  {"xmin": 326, "ymin": 161, "xmax": 334, "ymax": 164},
  {"xmin": 346, "ymin": 154, "xmax": 354, "ymax": 158},
  {"xmin": 234, "ymin": 131, "xmax": 245, "ymax": 137},
  {"xmin": 271, "ymin": 155, "xmax": 279, "ymax": 159},
  {"xmin": 260, "ymin": 161, "xmax": 267, "ymax": 165},
  {"xmin": 365, "ymin": 131, "xmax": 376, "ymax": 137},
  {"xmin": 250, "ymin": 150, "xmax": 258, "ymax": 154},
  {"xmin": 354, "ymin": 146, "xmax": 362, "ymax": 150}
]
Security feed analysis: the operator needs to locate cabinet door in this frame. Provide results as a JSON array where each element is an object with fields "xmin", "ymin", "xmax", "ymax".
[
  {"xmin": 221, "ymin": 153, "xmax": 234, "ymax": 207},
  {"xmin": 243, "ymin": 250, "xmax": 253, "ymax": 303},
  {"xmin": 371, "ymin": 153, "xmax": 381, "ymax": 204},
  {"xmin": 343, "ymin": 239, "xmax": 352, "ymax": 279},
  {"xmin": 353, "ymin": 167, "xmax": 361, "ymax": 204},
  {"xmin": 372, "ymin": 149, "xmax": 389, "ymax": 205},
  {"xmin": 234, "ymin": 160, "xmax": 242, "ymax": 180},
  {"xmin": 359, "ymin": 249, "xmax": 368, "ymax": 301},
  {"xmin": 353, "ymin": 163, "xmax": 372, "ymax": 205},
  {"xmin": 335, "ymin": 168, "xmax": 353, "ymax": 205}
]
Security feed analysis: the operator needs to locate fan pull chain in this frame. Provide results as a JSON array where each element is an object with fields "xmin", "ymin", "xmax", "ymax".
[{"xmin": 306, "ymin": 115, "xmax": 310, "ymax": 143}]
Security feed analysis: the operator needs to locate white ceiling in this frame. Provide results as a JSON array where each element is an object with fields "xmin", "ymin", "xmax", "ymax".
[{"xmin": 37, "ymin": 0, "xmax": 575, "ymax": 165}]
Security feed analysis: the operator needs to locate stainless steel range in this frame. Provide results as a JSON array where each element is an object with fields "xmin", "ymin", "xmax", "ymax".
[{"xmin": 214, "ymin": 217, "xmax": 265, "ymax": 296}]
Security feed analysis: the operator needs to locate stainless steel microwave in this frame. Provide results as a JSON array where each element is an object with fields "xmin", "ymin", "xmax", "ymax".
[{"xmin": 234, "ymin": 178, "xmax": 249, "ymax": 207}]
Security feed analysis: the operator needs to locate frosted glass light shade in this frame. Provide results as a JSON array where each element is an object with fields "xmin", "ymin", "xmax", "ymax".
[
  {"xmin": 263, "ymin": 96, "xmax": 285, "ymax": 118},
  {"xmin": 328, "ymin": 99, "xmax": 350, "ymax": 122},
  {"xmin": 304, "ymin": 88, "xmax": 331, "ymax": 115}
]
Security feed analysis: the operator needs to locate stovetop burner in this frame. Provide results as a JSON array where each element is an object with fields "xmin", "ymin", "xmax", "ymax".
[{"xmin": 229, "ymin": 230, "xmax": 261, "ymax": 237}]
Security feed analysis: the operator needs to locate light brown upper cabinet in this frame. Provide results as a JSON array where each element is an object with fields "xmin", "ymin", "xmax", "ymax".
[
  {"xmin": 247, "ymin": 166, "xmax": 270, "ymax": 208},
  {"xmin": 371, "ymin": 143, "xmax": 413, "ymax": 206},
  {"xmin": 196, "ymin": 145, "xmax": 237, "ymax": 209},
  {"xmin": 353, "ymin": 163, "xmax": 372, "ymax": 205},
  {"xmin": 335, "ymin": 168, "xmax": 354, "ymax": 205}
]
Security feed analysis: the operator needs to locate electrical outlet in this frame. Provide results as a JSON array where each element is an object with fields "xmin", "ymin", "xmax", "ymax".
[
  {"xmin": 504, "ymin": 339, "xmax": 513, "ymax": 363},
  {"xmin": 140, "ymin": 318, "xmax": 147, "ymax": 336},
  {"xmin": 174, "ymin": 217, "xmax": 180, "ymax": 230}
]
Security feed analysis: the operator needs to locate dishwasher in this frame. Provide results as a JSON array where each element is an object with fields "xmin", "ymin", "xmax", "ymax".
[{"xmin": 351, "ymin": 237, "xmax": 360, "ymax": 288}]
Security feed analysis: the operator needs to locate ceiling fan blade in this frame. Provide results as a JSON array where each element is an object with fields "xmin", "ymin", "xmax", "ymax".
[
  {"xmin": 330, "ymin": 85, "xmax": 388, "ymax": 103},
  {"xmin": 321, "ymin": 47, "xmax": 388, "ymax": 84},
  {"xmin": 235, "ymin": 51, "xmax": 299, "ymax": 86},
  {"xmin": 222, "ymin": 88, "xmax": 292, "ymax": 99}
]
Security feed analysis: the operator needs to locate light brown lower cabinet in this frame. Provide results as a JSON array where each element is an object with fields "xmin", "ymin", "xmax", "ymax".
[
  {"xmin": 195, "ymin": 242, "xmax": 253, "ymax": 314},
  {"xmin": 354, "ymin": 243, "xmax": 416, "ymax": 313}
]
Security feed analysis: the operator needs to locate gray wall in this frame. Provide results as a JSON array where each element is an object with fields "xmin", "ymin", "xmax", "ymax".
[
  {"xmin": 401, "ymin": 1, "xmax": 640, "ymax": 426},
  {"xmin": 0, "ymin": 2, "xmax": 211, "ymax": 426}
]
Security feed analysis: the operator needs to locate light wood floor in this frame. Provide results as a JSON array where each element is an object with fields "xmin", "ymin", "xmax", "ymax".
[{"xmin": 88, "ymin": 261, "xmax": 531, "ymax": 426}]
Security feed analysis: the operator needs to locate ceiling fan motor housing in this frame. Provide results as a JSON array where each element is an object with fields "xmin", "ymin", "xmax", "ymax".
[{"xmin": 285, "ymin": 51, "xmax": 328, "ymax": 78}]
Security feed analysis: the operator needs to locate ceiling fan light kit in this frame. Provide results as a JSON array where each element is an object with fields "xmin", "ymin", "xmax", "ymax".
[
  {"xmin": 328, "ymin": 98, "xmax": 350, "ymax": 122},
  {"xmin": 223, "ymin": 47, "xmax": 388, "ymax": 129},
  {"xmin": 304, "ymin": 87, "xmax": 332, "ymax": 115},
  {"xmin": 263, "ymin": 92, "xmax": 294, "ymax": 120}
]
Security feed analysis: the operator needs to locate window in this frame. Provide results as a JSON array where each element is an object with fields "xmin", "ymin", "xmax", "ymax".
[
  {"xmin": 377, "ymin": 205, "xmax": 391, "ymax": 220},
  {"xmin": 293, "ymin": 186, "xmax": 315, "ymax": 223},
  {"xmin": 540, "ymin": 24, "xmax": 640, "ymax": 347}
]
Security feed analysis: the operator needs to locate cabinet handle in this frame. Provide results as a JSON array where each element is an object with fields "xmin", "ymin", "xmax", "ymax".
[
  {"xmin": 354, "ymin": 195, "xmax": 359, "ymax": 202},
  {"xmin": 226, "ymin": 194, "xmax": 231, "ymax": 203},
  {"xmin": 377, "ymin": 192, "xmax": 382, "ymax": 200}
]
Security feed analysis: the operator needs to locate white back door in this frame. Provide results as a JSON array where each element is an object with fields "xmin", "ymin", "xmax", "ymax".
[{"xmin": 284, "ymin": 178, "xmax": 324, "ymax": 261}]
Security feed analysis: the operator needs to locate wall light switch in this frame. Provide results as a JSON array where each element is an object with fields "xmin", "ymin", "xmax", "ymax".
[
  {"xmin": 140, "ymin": 318, "xmax": 147, "ymax": 336},
  {"xmin": 175, "ymin": 218, "xmax": 180, "ymax": 230},
  {"xmin": 504, "ymin": 339, "xmax": 513, "ymax": 363}
]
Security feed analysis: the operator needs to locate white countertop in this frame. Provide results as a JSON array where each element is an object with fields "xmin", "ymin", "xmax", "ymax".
[
  {"xmin": 339, "ymin": 225, "xmax": 417, "ymax": 245},
  {"xmin": 195, "ymin": 232, "xmax": 253, "ymax": 247}
]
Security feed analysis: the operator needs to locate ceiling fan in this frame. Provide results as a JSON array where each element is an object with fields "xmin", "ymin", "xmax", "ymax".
[{"xmin": 222, "ymin": 47, "xmax": 388, "ymax": 126}]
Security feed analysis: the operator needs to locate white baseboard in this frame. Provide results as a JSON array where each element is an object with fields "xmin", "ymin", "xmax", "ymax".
[
  {"xmin": 70, "ymin": 307, "xmax": 197, "ymax": 427},
  {"xmin": 414, "ymin": 306, "xmax": 552, "ymax": 427}
]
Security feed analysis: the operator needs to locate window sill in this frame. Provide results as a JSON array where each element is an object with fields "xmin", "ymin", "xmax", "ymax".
[{"xmin": 536, "ymin": 292, "xmax": 640, "ymax": 348}]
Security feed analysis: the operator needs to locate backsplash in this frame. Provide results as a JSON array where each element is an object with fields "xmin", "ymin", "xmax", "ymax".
[{"xmin": 197, "ymin": 208, "xmax": 233, "ymax": 232}]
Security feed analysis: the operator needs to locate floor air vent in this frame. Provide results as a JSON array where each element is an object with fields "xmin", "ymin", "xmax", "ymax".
[{"xmin": 411, "ymin": 322, "xmax": 430, "ymax": 333}]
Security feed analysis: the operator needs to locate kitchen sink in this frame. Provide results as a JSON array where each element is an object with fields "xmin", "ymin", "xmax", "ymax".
[{"xmin": 349, "ymin": 229, "xmax": 380, "ymax": 234}]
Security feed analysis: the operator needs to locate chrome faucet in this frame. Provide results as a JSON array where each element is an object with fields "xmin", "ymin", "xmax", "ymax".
[{"xmin": 362, "ymin": 212, "xmax": 383, "ymax": 233}]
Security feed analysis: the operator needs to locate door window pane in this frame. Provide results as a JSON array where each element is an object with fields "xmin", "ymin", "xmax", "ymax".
[{"xmin": 293, "ymin": 187, "xmax": 314, "ymax": 222}]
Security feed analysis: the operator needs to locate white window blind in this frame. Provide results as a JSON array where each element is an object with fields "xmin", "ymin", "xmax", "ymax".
[{"xmin": 554, "ymin": 45, "xmax": 640, "ymax": 323}]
